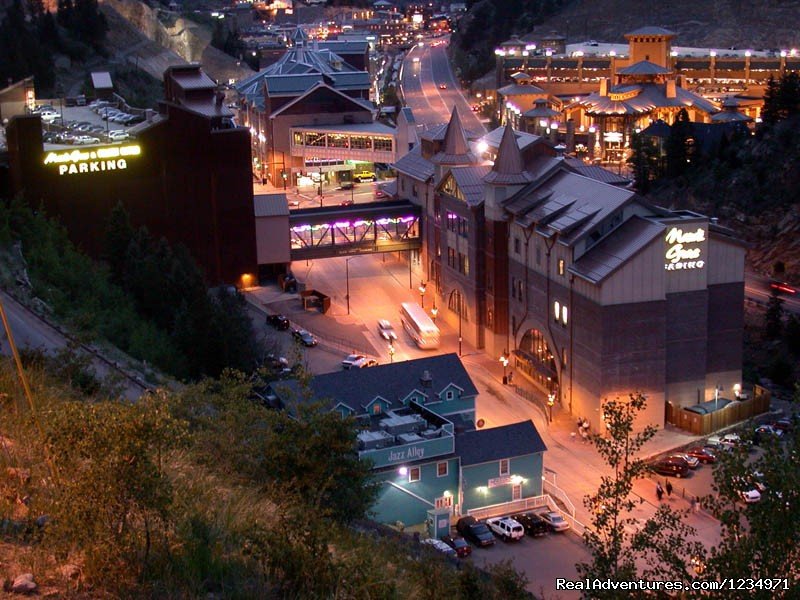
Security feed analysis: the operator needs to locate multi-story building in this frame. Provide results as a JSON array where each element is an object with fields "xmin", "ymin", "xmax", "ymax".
[
  {"xmin": 236, "ymin": 30, "xmax": 397, "ymax": 187},
  {"xmin": 271, "ymin": 353, "xmax": 546, "ymax": 526},
  {"xmin": 393, "ymin": 109, "xmax": 745, "ymax": 430}
]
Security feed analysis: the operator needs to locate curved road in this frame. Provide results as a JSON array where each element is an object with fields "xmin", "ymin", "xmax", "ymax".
[{"xmin": 400, "ymin": 38, "xmax": 486, "ymax": 133}]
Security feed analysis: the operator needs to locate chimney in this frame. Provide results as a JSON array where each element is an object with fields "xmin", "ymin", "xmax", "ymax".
[
  {"xmin": 666, "ymin": 79, "xmax": 677, "ymax": 99},
  {"xmin": 566, "ymin": 119, "xmax": 575, "ymax": 153},
  {"xmin": 420, "ymin": 370, "xmax": 432, "ymax": 388},
  {"xmin": 599, "ymin": 78, "xmax": 608, "ymax": 97}
]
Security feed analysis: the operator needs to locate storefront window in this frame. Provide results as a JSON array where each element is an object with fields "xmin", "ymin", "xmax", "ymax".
[
  {"xmin": 328, "ymin": 134, "xmax": 349, "ymax": 148},
  {"xmin": 351, "ymin": 135, "xmax": 371, "ymax": 149},
  {"xmin": 409, "ymin": 467, "xmax": 421, "ymax": 482}
]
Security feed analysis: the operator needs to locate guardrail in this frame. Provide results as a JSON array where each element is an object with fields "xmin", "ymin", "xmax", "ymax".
[
  {"xmin": 543, "ymin": 479, "xmax": 576, "ymax": 517},
  {"xmin": 466, "ymin": 493, "xmax": 587, "ymax": 537}
]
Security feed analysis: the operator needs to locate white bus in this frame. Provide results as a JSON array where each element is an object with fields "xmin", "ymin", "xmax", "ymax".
[{"xmin": 400, "ymin": 302, "xmax": 440, "ymax": 349}]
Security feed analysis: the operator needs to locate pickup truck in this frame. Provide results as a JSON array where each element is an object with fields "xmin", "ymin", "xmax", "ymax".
[{"xmin": 485, "ymin": 516, "xmax": 525, "ymax": 541}]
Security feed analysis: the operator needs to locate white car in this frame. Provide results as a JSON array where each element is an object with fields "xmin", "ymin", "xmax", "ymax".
[
  {"xmin": 341, "ymin": 354, "xmax": 366, "ymax": 370},
  {"xmin": 378, "ymin": 319, "xmax": 398, "ymax": 341},
  {"xmin": 739, "ymin": 489, "xmax": 761, "ymax": 503},
  {"xmin": 39, "ymin": 110, "xmax": 60, "ymax": 122},
  {"xmin": 72, "ymin": 135, "xmax": 100, "ymax": 145},
  {"xmin": 107, "ymin": 130, "xmax": 130, "ymax": 141},
  {"xmin": 707, "ymin": 433, "xmax": 742, "ymax": 449},
  {"xmin": 538, "ymin": 511, "xmax": 570, "ymax": 532}
]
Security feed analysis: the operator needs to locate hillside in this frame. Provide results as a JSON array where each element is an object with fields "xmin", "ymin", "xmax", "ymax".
[{"xmin": 532, "ymin": 0, "xmax": 800, "ymax": 48}]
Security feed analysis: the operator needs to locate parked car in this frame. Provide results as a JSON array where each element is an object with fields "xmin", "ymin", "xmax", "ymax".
[
  {"xmin": 378, "ymin": 319, "xmax": 398, "ymax": 341},
  {"xmin": 440, "ymin": 535, "xmax": 471, "ymax": 558},
  {"xmin": 771, "ymin": 419, "xmax": 794, "ymax": 433},
  {"xmin": 420, "ymin": 538, "xmax": 456, "ymax": 558},
  {"xmin": 340, "ymin": 198, "xmax": 355, "ymax": 206},
  {"xmin": 266, "ymin": 314, "xmax": 290, "ymax": 330},
  {"xmin": 360, "ymin": 359, "xmax": 379, "ymax": 368},
  {"xmin": 754, "ymin": 424, "xmax": 783, "ymax": 444},
  {"xmin": 341, "ymin": 354, "xmax": 365, "ymax": 369},
  {"xmin": 651, "ymin": 458, "xmax": 689, "ymax": 478},
  {"xmin": 353, "ymin": 170, "xmax": 376, "ymax": 183},
  {"xmin": 511, "ymin": 512, "xmax": 549, "ymax": 537},
  {"xmin": 339, "ymin": 181, "xmax": 355, "ymax": 190},
  {"xmin": 686, "ymin": 446, "xmax": 717, "ymax": 464},
  {"xmin": 668, "ymin": 453, "xmax": 700, "ymax": 469},
  {"xmin": 292, "ymin": 329, "xmax": 317, "ymax": 347},
  {"xmin": 72, "ymin": 135, "xmax": 100, "ymax": 145},
  {"xmin": 106, "ymin": 130, "xmax": 130, "ymax": 142},
  {"xmin": 486, "ymin": 516, "xmax": 525, "ymax": 541},
  {"xmin": 455, "ymin": 516, "xmax": 495, "ymax": 547},
  {"xmin": 537, "ymin": 511, "xmax": 570, "ymax": 532},
  {"xmin": 39, "ymin": 110, "xmax": 60, "ymax": 122},
  {"xmin": 707, "ymin": 433, "xmax": 744, "ymax": 449},
  {"xmin": 374, "ymin": 187, "xmax": 389, "ymax": 199},
  {"xmin": 739, "ymin": 487, "xmax": 762, "ymax": 504},
  {"xmin": 264, "ymin": 354, "xmax": 291, "ymax": 375}
]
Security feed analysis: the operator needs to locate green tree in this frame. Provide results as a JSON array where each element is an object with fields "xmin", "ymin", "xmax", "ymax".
[
  {"xmin": 577, "ymin": 393, "xmax": 702, "ymax": 597},
  {"xmin": 666, "ymin": 108, "xmax": 693, "ymax": 178},
  {"xmin": 628, "ymin": 131, "xmax": 658, "ymax": 193},
  {"xmin": 764, "ymin": 291, "xmax": 784, "ymax": 339},
  {"xmin": 696, "ymin": 425, "xmax": 800, "ymax": 598},
  {"xmin": 104, "ymin": 201, "xmax": 135, "ymax": 284}
]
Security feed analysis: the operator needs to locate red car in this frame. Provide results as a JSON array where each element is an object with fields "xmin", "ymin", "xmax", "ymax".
[
  {"xmin": 686, "ymin": 446, "xmax": 717, "ymax": 464},
  {"xmin": 769, "ymin": 280, "xmax": 796, "ymax": 295},
  {"xmin": 440, "ymin": 535, "xmax": 471, "ymax": 558}
]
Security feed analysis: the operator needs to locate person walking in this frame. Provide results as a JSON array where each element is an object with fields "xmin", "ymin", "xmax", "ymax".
[
  {"xmin": 666, "ymin": 480, "xmax": 673, "ymax": 499},
  {"xmin": 656, "ymin": 482, "xmax": 664, "ymax": 502}
]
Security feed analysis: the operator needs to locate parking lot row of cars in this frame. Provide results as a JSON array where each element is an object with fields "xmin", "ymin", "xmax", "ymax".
[{"xmin": 420, "ymin": 511, "xmax": 570, "ymax": 558}]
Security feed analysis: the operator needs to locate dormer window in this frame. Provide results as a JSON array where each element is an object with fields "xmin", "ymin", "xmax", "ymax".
[
  {"xmin": 446, "ymin": 390, "xmax": 454, "ymax": 400},
  {"xmin": 372, "ymin": 403, "xmax": 382, "ymax": 415}
]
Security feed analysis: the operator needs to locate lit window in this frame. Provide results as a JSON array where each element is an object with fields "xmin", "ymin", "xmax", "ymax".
[
  {"xmin": 562, "ymin": 306, "xmax": 568, "ymax": 326},
  {"xmin": 409, "ymin": 467, "xmax": 421, "ymax": 482},
  {"xmin": 558, "ymin": 259, "xmax": 565, "ymax": 275},
  {"xmin": 437, "ymin": 461, "xmax": 448, "ymax": 477},
  {"xmin": 554, "ymin": 301, "xmax": 560, "ymax": 321},
  {"xmin": 372, "ymin": 403, "xmax": 382, "ymax": 415},
  {"xmin": 499, "ymin": 459, "xmax": 509, "ymax": 476}
]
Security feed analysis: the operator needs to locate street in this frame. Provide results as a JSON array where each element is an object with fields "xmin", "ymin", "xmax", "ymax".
[
  {"xmin": 246, "ymin": 251, "xmax": 732, "ymax": 597},
  {"xmin": 400, "ymin": 37, "xmax": 486, "ymax": 132}
]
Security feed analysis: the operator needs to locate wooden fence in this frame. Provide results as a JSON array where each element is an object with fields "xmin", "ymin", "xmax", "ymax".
[{"xmin": 666, "ymin": 385, "xmax": 771, "ymax": 435}]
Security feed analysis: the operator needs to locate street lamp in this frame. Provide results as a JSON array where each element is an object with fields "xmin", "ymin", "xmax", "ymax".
[
  {"xmin": 345, "ymin": 257, "xmax": 355, "ymax": 315},
  {"xmin": 388, "ymin": 342, "xmax": 395, "ymax": 363},
  {"xmin": 500, "ymin": 350, "xmax": 509, "ymax": 384},
  {"xmin": 547, "ymin": 393, "xmax": 555, "ymax": 423},
  {"xmin": 431, "ymin": 304, "xmax": 438, "ymax": 322},
  {"xmin": 418, "ymin": 281, "xmax": 427, "ymax": 308}
]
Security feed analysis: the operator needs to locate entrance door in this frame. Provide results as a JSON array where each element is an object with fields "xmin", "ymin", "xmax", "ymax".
[{"xmin": 512, "ymin": 484, "xmax": 522, "ymax": 501}]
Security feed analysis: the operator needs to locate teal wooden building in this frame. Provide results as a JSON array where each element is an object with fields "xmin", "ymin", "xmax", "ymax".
[{"xmin": 273, "ymin": 353, "xmax": 547, "ymax": 526}]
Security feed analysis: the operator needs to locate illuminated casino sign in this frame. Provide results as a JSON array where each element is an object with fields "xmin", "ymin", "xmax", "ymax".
[
  {"xmin": 664, "ymin": 226, "xmax": 706, "ymax": 271},
  {"xmin": 43, "ymin": 145, "xmax": 141, "ymax": 176}
]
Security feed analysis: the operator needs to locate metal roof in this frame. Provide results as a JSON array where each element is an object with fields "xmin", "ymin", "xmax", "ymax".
[
  {"xmin": 254, "ymin": 194, "xmax": 289, "ymax": 217},
  {"xmin": 484, "ymin": 125, "xmax": 534, "ymax": 185},
  {"xmin": 393, "ymin": 145, "xmax": 435, "ymax": 181},
  {"xmin": 449, "ymin": 165, "xmax": 492, "ymax": 206},
  {"xmin": 498, "ymin": 83, "xmax": 546, "ymax": 96},
  {"xmin": 574, "ymin": 82, "xmax": 718, "ymax": 116},
  {"xmin": 617, "ymin": 60, "xmax": 671, "ymax": 75},
  {"xmin": 456, "ymin": 421, "xmax": 546, "ymax": 466},
  {"xmin": 481, "ymin": 126, "xmax": 543, "ymax": 152},
  {"xmin": 568, "ymin": 215, "xmax": 664, "ymax": 283},
  {"xmin": 269, "ymin": 82, "xmax": 374, "ymax": 118},
  {"xmin": 90, "ymin": 71, "xmax": 113, "ymax": 90},
  {"xmin": 625, "ymin": 26, "xmax": 676, "ymax": 37},
  {"xmin": 169, "ymin": 69, "xmax": 216, "ymax": 90}
]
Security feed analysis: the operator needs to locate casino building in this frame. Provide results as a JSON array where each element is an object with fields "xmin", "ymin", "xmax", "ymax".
[
  {"xmin": 394, "ymin": 109, "xmax": 746, "ymax": 430},
  {"xmin": 4, "ymin": 65, "xmax": 257, "ymax": 285}
]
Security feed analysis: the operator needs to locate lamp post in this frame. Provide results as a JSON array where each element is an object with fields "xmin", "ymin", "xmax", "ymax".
[
  {"xmin": 388, "ymin": 342, "xmax": 395, "ymax": 363},
  {"xmin": 547, "ymin": 392, "xmax": 555, "ymax": 423},
  {"xmin": 431, "ymin": 296, "xmax": 438, "ymax": 322},
  {"xmin": 418, "ymin": 281, "xmax": 427, "ymax": 308},
  {"xmin": 500, "ymin": 350, "xmax": 509, "ymax": 384},
  {"xmin": 345, "ymin": 257, "xmax": 355, "ymax": 315}
]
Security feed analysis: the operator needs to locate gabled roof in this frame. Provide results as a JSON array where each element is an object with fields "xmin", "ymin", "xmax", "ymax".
[
  {"xmin": 562, "ymin": 157, "xmax": 631, "ymax": 186},
  {"xmin": 481, "ymin": 126, "xmax": 544, "ymax": 153},
  {"xmin": 456, "ymin": 421, "xmax": 546, "ymax": 466},
  {"xmin": 504, "ymin": 169, "xmax": 638, "ymax": 246},
  {"xmin": 269, "ymin": 81, "xmax": 373, "ymax": 118},
  {"xmin": 91, "ymin": 71, "xmax": 113, "ymax": 90},
  {"xmin": 271, "ymin": 353, "xmax": 479, "ymax": 414},
  {"xmin": 617, "ymin": 60, "xmax": 671, "ymax": 76},
  {"xmin": 169, "ymin": 68, "xmax": 216, "ymax": 91},
  {"xmin": 448, "ymin": 165, "xmax": 492, "ymax": 206},
  {"xmin": 484, "ymin": 125, "xmax": 534, "ymax": 185},
  {"xmin": 569, "ymin": 215, "xmax": 664, "ymax": 283},
  {"xmin": 393, "ymin": 144, "xmax": 435, "ymax": 182},
  {"xmin": 523, "ymin": 99, "xmax": 560, "ymax": 119}
]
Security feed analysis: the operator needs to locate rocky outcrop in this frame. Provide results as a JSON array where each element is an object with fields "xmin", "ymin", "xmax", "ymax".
[{"xmin": 102, "ymin": 0, "xmax": 252, "ymax": 83}]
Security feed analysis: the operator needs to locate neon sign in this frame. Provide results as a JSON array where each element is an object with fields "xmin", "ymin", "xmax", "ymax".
[
  {"xmin": 290, "ymin": 216, "xmax": 416, "ymax": 234},
  {"xmin": 664, "ymin": 226, "xmax": 706, "ymax": 271},
  {"xmin": 43, "ymin": 145, "xmax": 141, "ymax": 176}
]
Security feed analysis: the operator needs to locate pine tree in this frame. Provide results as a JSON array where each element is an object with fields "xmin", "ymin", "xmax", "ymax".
[{"xmin": 764, "ymin": 291, "xmax": 784, "ymax": 339}]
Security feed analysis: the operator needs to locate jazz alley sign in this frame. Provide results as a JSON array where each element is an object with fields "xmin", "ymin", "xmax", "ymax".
[
  {"xmin": 664, "ymin": 225, "xmax": 706, "ymax": 271},
  {"xmin": 43, "ymin": 145, "xmax": 141, "ymax": 176}
]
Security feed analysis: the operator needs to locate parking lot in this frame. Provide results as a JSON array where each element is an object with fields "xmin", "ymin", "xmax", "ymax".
[
  {"xmin": 38, "ymin": 102, "xmax": 145, "ymax": 148},
  {"xmin": 464, "ymin": 529, "xmax": 589, "ymax": 599}
]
